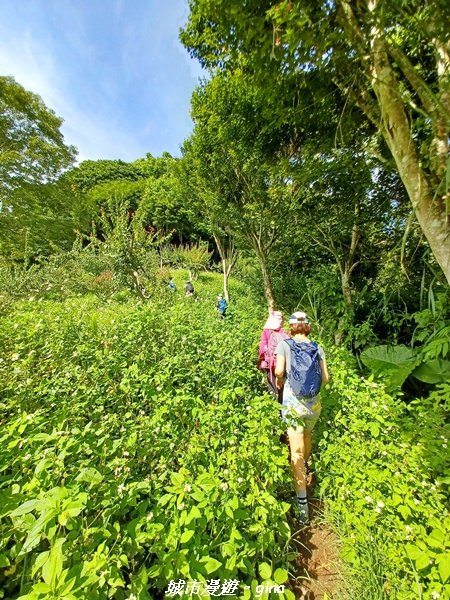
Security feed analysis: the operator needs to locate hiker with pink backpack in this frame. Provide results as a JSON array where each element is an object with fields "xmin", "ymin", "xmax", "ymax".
[
  {"xmin": 275, "ymin": 311, "xmax": 329, "ymax": 524},
  {"xmin": 258, "ymin": 310, "xmax": 290, "ymax": 402}
]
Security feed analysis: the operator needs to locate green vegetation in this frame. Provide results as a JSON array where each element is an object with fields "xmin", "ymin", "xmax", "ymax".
[
  {"xmin": 0, "ymin": 274, "xmax": 449, "ymax": 599},
  {"xmin": 318, "ymin": 349, "xmax": 450, "ymax": 599},
  {"xmin": 1, "ymin": 2, "xmax": 450, "ymax": 598},
  {"xmin": 0, "ymin": 277, "xmax": 295, "ymax": 599}
]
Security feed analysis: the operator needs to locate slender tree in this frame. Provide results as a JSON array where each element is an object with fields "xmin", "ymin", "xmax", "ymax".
[{"xmin": 184, "ymin": 72, "xmax": 297, "ymax": 308}]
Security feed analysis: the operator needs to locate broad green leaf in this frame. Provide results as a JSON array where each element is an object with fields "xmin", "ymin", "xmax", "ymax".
[
  {"xmin": 10, "ymin": 499, "xmax": 40, "ymax": 517},
  {"xmin": 369, "ymin": 422, "xmax": 379, "ymax": 438},
  {"xmin": 0, "ymin": 491, "xmax": 24, "ymax": 518},
  {"xmin": 170, "ymin": 471, "xmax": 185, "ymax": 488},
  {"xmin": 361, "ymin": 345, "xmax": 418, "ymax": 389},
  {"xmin": 42, "ymin": 538, "xmax": 65, "ymax": 589},
  {"xmin": 0, "ymin": 553, "xmax": 10, "ymax": 568},
  {"xmin": 411, "ymin": 358, "xmax": 450, "ymax": 384},
  {"xmin": 415, "ymin": 552, "xmax": 431, "ymax": 571},
  {"xmin": 185, "ymin": 505, "xmax": 201, "ymax": 525},
  {"xmin": 200, "ymin": 556, "xmax": 222, "ymax": 574},
  {"xmin": 32, "ymin": 582, "xmax": 52, "ymax": 593},
  {"xmin": 75, "ymin": 467, "xmax": 103, "ymax": 485},
  {"xmin": 438, "ymin": 554, "xmax": 450, "ymax": 583},
  {"xmin": 31, "ymin": 550, "xmax": 50, "ymax": 577},
  {"xmin": 147, "ymin": 564, "xmax": 162, "ymax": 577},
  {"xmin": 222, "ymin": 541, "xmax": 235, "ymax": 557},
  {"xmin": 22, "ymin": 511, "xmax": 58, "ymax": 553}
]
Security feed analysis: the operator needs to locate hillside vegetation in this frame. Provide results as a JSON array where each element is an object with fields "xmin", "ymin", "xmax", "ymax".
[{"xmin": 0, "ymin": 273, "xmax": 449, "ymax": 599}]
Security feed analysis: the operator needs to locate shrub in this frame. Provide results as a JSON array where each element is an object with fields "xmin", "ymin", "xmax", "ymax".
[{"xmin": 317, "ymin": 348, "xmax": 450, "ymax": 599}]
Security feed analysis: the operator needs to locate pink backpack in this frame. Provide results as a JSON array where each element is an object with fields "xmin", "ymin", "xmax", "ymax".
[{"xmin": 264, "ymin": 330, "xmax": 290, "ymax": 384}]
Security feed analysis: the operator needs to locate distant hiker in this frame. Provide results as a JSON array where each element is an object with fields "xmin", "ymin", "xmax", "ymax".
[
  {"xmin": 185, "ymin": 280, "xmax": 194, "ymax": 296},
  {"xmin": 216, "ymin": 293, "xmax": 228, "ymax": 317},
  {"xmin": 258, "ymin": 310, "xmax": 290, "ymax": 402},
  {"xmin": 275, "ymin": 311, "xmax": 329, "ymax": 524},
  {"xmin": 168, "ymin": 278, "xmax": 177, "ymax": 292}
]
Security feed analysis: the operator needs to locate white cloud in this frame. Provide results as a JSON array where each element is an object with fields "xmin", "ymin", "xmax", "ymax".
[
  {"xmin": 0, "ymin": 0, "xmax": 202, "ymax": 162},
  {"xmin": 0, "ymin": 14, "xmax": 146, "ymax": 162}
]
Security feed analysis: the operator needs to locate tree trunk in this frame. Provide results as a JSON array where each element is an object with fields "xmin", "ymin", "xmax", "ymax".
[
  {"xmin": 337, "ymin": 0, "xmax": 450, "ymax": 284},
  {"xmin": 367, "ymin": 0, "xmax": 450, "ymax": 284},
  {"xmin": 255, "ymin": 245, "xmax": 275, "ymax": 310},
  {"xmin": 213, "ymin": 232, "xmax": 238, "ymax": 302},
  {"xmin": 341, "ymin": 266, "xmax": 353, "ymax": 310},
  {"xmin": 222, "ymin": 261, "xmax": 229, "ymax": 302},
  {"xmin": 223, "ymin": 258, "xmax": 236, "ymax": 303}
]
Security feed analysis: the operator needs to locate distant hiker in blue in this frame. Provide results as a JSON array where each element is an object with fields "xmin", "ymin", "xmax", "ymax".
[
  {"xmin": 168, "ymin": 278, "xmax": 176, "ymax": 292},
  {"xmin": 216, "ymin": 293, "xmax": 228, "ymax": 317},
  {"xmin": 275, "ymin": 311, "xmax": 329, "ymax": 524}
]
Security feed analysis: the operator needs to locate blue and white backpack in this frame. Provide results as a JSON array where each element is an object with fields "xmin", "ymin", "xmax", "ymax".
[{"xmin": 285, "ymin": 339, "xmax": 322, "ymax": 398}]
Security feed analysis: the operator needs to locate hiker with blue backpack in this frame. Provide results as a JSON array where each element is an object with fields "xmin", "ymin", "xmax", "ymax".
[
  {"xmin": 216, "ymin": 294, "xmax": 228, "ymax": 318},
  {"xmin": 258, "ymin": 310, "xmax": 290, "ymax": 402},
  {"xmin": 275, "ymin": 311, "xmax": 329, "ymax": 524}
]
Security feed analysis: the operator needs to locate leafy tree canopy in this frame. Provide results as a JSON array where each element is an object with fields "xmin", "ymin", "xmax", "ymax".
[
  {"xmin": 181, "ymin": 0, "xmax": 450, "ymax": 284},
  {"xmin": 0, "ymin": 76, "xmax": 86, "ymax": 260},
  {"xmin": 0, "ymin": 75, "xmax": 76, "ymax": 198}
]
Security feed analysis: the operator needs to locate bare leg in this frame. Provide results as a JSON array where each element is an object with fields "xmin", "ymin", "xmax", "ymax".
[
  {"xmin": 287, "ymin": 426, "xmax": 306, "ymax": 493},
  {"xmin": 304, "ymin": 430, "xmax": 312, "ymax": 463}
]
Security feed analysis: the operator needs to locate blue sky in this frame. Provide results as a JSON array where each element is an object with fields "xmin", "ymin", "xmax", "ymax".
[{"xmin": 0, "ymin": 0, "xmax": 206, "ymax": 162}]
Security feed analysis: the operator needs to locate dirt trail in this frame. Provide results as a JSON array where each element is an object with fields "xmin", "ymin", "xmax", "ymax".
[{"xmin": 288, "ymin": 496, "xmax": 344, "ymax": 599}]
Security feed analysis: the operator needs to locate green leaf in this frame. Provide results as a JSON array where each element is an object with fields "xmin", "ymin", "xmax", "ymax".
[
  {"xmin": 361, "ymin": 345, "xmax": 418, "ymax": 390},
  {"xmin": 31, "ymin": 550, "xmax": 50, "ymax": 577},
  {"xmin": 10, "ymin": 499, "xmax": 40, "ymax": 516},
  {"xmin": 222, "ymin": 541, "xmax": 235, "ymax": 557},
  {"xmin": 180, "ymin": 530, "xmax": 195, "ymax": 544},
  {"xmin": 415, "ymin": 552, "xmax": 430, "ymax": 571},
  {"xmin": 75, "ymin": 467, "xmax": 103, "ymax": 485},
  {"xmin": 42, "ymin": 537, "xmax": 65, "ymax": 589},
  {"xmin": 0, "ymin": 553, "xmax": 10, "ymax": 568},
  {"xmin": 185, "ymin": 505, "xmax": 201, "ymax": 525},
  {"xmin": 147, "ymin": 563, "xmax": 162, "ymax": 577},
  {"xmin": 438, "ymin": 554, "xmax": 450, "ymax": 583},
  {"xmin": 411, "ymin": 358, "xmax": 450, "ymax": 384},
  {"xmin": 170, "ymin": 471, "xmax": 185, "ymax": 489},
  {"xmin": 200, "ymin": 556, "xmax": 222, "ymax": 574},
  {"xmin": 158, "ymin": 493, "xmax": 174, "ymax": 507},
  {"xmin": 259, "ymin": 562, "xmax": 272, "ymax": 580},
  {"xmin": 0, "ymin": 491, "xmax": 24, "ymax": 518},
  {"xmin": 369, "ymin": 422, "xmax": 379, "ymax": 438},
  {"xmin": 273, "ymin": 567, "xmax": 288, "ymax": 584},
  {"xmin": 32, "ymin": 582, "xmax": 52, "ymax": 593}
]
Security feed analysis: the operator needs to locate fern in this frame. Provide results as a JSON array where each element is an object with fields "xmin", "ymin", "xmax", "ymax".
[{"xmin": 421, "ymin": 324, "xmax": 450, "ymax": 360}]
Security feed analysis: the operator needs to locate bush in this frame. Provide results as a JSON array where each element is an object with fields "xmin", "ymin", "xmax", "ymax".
[
  {"xmin": 0, "ymin": 292, "xmax": 295, "ymax": 600},
  {"xmin": 316, "ymin": 348, "xmax": 450, "ymax": 599}
]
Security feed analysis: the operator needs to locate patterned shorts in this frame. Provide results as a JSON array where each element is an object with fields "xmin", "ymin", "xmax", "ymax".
[{"xmin": 281, "ymin": 383, "xmax": 321, "ymax": 431}]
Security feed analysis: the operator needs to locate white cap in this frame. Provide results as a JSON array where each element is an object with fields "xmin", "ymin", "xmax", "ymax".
[{"xmin": 289, "ymin": 311, "xmax": 309, "ymax": 324}]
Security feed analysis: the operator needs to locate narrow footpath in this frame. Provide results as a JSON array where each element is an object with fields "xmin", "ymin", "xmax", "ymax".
[{"xmin": 289, "ymin": 480, "xmax": 344, "ymax": 599}]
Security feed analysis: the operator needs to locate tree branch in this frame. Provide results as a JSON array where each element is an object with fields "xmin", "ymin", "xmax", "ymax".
[{"xmin": 388, "ymin": 44, "xmax": 443, "ymax": 120}]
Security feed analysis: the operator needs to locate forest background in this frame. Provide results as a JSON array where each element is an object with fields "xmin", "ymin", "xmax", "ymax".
[{"xmin": 0, "ymin": 1, "xmax": 449, "ymax": 599}]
